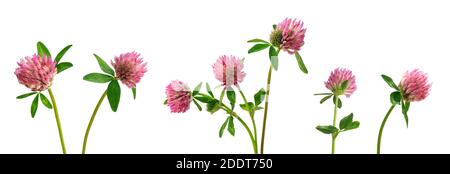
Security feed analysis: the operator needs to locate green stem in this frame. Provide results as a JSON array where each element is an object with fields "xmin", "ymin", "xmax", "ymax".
[
  {"xmin": 332, "ymin": 95, "xmax": 339, "ymax": 154},
  {"xmin": 260, "ymin": 65, "xmax": 273, "ymax": 154},
  {"xmin": 197, "ymin": 92, "xmax": 258, "ymax": 153},
  {"xmin": 82, "ymin": 90, "xmax": 108, "ymax": 154},
  {"xmin": 237, "ymin": 86, "xmax": 258, "ymax": 153},
  {"xmin": 377, "ymin": 104, "xmax": 396, "ymax": 154},
  {"xmin": 236, "ymin": 114, "xmax": 258, "ymax": 154},
  {"xmin": 250, "ymin": 117, "xmax": 258, "ymax": 152},
  {"xmin": 221, "ymin": 105, "xmax": 257, "ymax": 154},
  {"xmin": 47, "ymin": 88, "xmax": 67, "ymax": 154},
  {"xmin": 219, "ymin": 88, "xmax": 225, "ymax": 105},
  {"xmin": 236, "ymin": 87, "xmax": 250, "ymax": 113}
]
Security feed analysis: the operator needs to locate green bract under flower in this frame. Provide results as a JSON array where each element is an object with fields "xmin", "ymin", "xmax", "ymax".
[{"xmin": 270, "ymin": 29, "xmax": 283, "ymax": 48}]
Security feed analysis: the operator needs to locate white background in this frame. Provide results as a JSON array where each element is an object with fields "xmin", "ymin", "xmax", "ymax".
[{"xmin": 0, "ymin": 0, "xmax": 448, "ymax": 154}]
